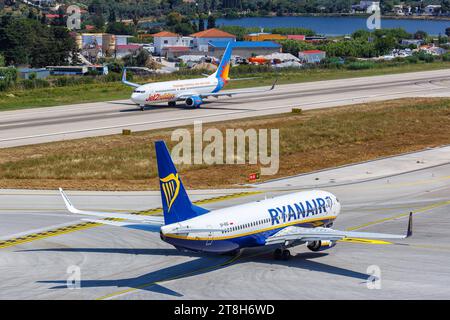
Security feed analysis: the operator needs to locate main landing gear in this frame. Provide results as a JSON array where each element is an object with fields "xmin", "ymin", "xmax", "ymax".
[
  {"xmin": 273, "ymin": 248, "xmax": 291, "ymax": 260},
  {"xmin": 168, "ymin": 101, "xmax": 176, "ymax": 107}
]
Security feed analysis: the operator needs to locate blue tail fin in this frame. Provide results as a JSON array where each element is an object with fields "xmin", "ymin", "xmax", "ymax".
[
  {"xmin": 155, "ymin": 141, "xmax": 209, "ymax": 225},
  {"xmin": 211, "ymin": 41, "xmax": 233, "ymax": 82}
]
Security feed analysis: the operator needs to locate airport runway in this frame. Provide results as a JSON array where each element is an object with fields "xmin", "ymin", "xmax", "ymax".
[
  {"xmin": 1, "ymin": 69, "xmax": 449, "ymax": 148},
  {"xmin": 1, "ymin": 146, "xmax": 450, "ymax": 299}
]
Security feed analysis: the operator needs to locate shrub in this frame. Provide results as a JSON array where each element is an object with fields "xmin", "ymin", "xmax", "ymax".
[
  {"xmin": 405, "ymin": 55, "xmax": 419, "ymax": 64},
  {"xmin": 19, "ymin": 78, "xmax": 50, "ymax": 89},
  {"xmin": 442, "ymin": 53, "xmax": 450, "ymax": 62},
  {"xmin": 0, "ymin": 67, "xmax": 18, "ymax": 91},
  {"xmin": 346, "ymin": 61, "xmax": 376, "ymax": 70},
  {"xmin": 414, "ymin": 51, "xmax": 435, "ymax": 63}
]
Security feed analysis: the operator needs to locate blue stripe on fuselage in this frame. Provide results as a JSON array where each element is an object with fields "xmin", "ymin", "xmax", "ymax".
[{"xmin": 163, "ymin": 217, "xmax": 336, "ymax": 254}]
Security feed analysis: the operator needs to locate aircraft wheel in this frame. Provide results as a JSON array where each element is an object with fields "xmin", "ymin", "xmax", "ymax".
[
  {"xmin": 168, "ymin": 101, "xmax": 176, "ymax": 107},
  {"xmin": 273, "ymin": 248, "xmax": 283, "ymax": 260},
  {"xmin": 139, "ymin": 105, "xmax": 145, "ymax": 111},
  {"xmin": 281, "ymin": 249, "xmax": 291, "ymax": 261}
]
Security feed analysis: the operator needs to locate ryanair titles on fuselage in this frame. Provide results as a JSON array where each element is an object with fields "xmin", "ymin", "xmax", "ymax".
[{"xmin": 268, "ymin": 196, "xmax": 332, "ymax": 225}]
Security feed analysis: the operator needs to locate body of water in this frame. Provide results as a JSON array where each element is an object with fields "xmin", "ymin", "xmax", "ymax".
[{"xmin": 216, "ymin": 16, "xmax": 450, "ymax": 36}]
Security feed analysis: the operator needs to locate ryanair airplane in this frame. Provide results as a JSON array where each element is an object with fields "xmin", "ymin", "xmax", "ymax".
[
  {"xmin": 59, "ymin": 141, "xmax": 412, "ymax": 260},
  {"xmin": 122, "ymin": 42, "xmax": 276, "ymax": 110}
]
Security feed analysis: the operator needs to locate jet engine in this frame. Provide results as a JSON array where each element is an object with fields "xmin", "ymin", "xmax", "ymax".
[
  {"xmin": 307, "ymin": 240, "xmax": 337, "ymax": 252},
  {"xmin": 185, "ymin": 95, "xmax": 203, "ymax": 108}
]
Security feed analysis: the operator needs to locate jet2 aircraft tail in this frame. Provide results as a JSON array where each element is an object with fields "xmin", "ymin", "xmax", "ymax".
[
  {"xmin": 210, "ymin": 41, "xmax": 233, "ymax": 83},
  {"xmin": 155, "ymin": 141, "xmax": 209, "ymax": 225}
]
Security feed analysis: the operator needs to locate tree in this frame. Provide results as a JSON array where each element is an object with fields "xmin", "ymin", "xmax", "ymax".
[
  {"xmin": 446, "ymin": 27, "xmax": 450, "ymax": 37},
  {"xmin": 207, "ymin": 15, "xmax": 216, "ymax": 29},
  {"xmin": 0, "ymin": 54, "xmax": 5, "ymax": 67},
  {"xmin": 199, "ymin": 17, "xmax": 205, "ymax": 31},
  {"xmin": 414, "ymin": 30, "xmax": 428, "ymax": 40},
  {"xmin": 106, "ymin": 22, "xmax": 135, "ymax": 35},
  {"xmin": 374, "ymin": 35, "xmax": 397, "ymax": 55},
  {"xmin": 108, "ymin": 9, "xmax": 116, "ymax": 23},
  {"xmin": 135, "ymin": 49, "xmax": 149, "ymax": 67},
  {"xmin": 92, "ymin": 14, "xmax": 106, "ymax": 31},
  {"xmin": 0, "ymin": 16, "xmax": 78, "ymax": 67}
]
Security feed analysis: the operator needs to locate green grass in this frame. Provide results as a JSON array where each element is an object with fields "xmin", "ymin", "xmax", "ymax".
[
  {"xmin": 1, "ymin": 61, "xmax": 449, "ymax": 112},
  {"xmin": 1, "ymin": 97, "xmax": 449, "ymax": 190}
]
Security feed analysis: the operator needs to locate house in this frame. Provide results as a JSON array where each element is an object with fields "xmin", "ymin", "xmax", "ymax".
[
  {"xmin": 115, "ymin": 44, "xmax": 143, "ymax": 58},
  {"xmin": 424, "ymin": 5, "xmax": 441, "ymax": 15},
  {"xmin": 152, "ymin": 31, "xmax": 194, "ymax": 55},
  {"xmin": 162, "ymin": 46, "xmax": 193, "ymax": 60},
  {"xmin": 244, "ymin": 32, "xmax": 287, "ymax": 42},
  {"xmin": 80, "ymin": 33, "xmax": 134, "ymax": 58},
  {"xmin": 191, "ymin": 28, "xmax": 236, "ymax": 52},
  {"xmin": 153, "ymin": 31, "xmax": 183, "ymax": 55},
  {"xmin": 208, "ymin": 41, "xmax": 282, "ymax": 59},
  {"xmin": 287, "ymin": 35, "xmax": 306, "ymax": 41},
  {"xmin": 18, "ymin": 68, "xmax": 50, "ymax": 80},
  {"xmin": 352, "ymin": 1, "xmax": 380, "ymax": 12},
  {"xmin": 393, "ymin": 5, "xmax": 404, "ymax": 15},
  {"xmin": 401, "ymin": 39, "xmax": 424, "ymax": 48},
  {"xmin": 45, "ymin": 14, "xmax": 61, "ymax": 20},
  {"xmin": 298, "ymin": 50, "xmax": 326, "ymax": 63},
  {"xmin": 47, "ymin": 66, "xmax": 88, "ymax": 76}
]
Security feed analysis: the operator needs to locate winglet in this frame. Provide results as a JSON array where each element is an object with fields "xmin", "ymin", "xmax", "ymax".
[
  {"xmin": 59, "ymin": 188, "xmax": 80, "ymax": 214},
  {"xmin": 121, "ymin": 68, "xmax": 140, "ymax": 88},
  {"xmin": 406, "ymin": 212, "xmax": 413, "ymax": 238}
]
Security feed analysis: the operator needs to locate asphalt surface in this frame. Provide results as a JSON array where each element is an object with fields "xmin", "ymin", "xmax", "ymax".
[
  {"xmin": 1, "ymin": 69, "xmax": 449, "ymax": 148},
  {"xmin": 1, "ymin": 146, "xmax": 450, "ymax": 299}
]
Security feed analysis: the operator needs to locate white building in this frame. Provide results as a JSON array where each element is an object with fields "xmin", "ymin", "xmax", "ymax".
[
  {"xmin": 152, "ymin": 31, "xmax": 188, "ymax": 55},
  {"xmin": 153, "ymin": 28, "xmax": 236, "ymax": 55},
  {"xmin": 352, "ymin": 1, "xmax": 380, "ymax": 12},
  {"xmin": 190, "ymin": 28, "xmax": 236, "ymax": 52},
  {"xmin": 424, "ymin": 5, "xmax": 441, "ymax": 15}
]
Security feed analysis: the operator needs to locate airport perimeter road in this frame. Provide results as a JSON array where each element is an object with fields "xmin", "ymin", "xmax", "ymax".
[
  {"xmin": 1, "ymin": 69, "xmax": 450, "ymax": 148},
  {"xmin": 1, "ymin": 147, "xmax": 450, "ymax": 299}
]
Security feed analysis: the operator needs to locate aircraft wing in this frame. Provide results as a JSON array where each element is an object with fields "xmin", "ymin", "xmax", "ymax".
[
  {"xmin": 198, "ymin": 80, "xmax": 277, "ymax": 99},
  {"xmin": 59, "ymin": 188, "xmax": 164, "ymax": 226},
  {"xmin": 265, "ymin": 213, "xmax": 412, "ymax": 246}
]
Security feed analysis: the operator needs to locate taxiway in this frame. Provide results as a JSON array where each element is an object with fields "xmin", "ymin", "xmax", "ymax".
[{"xmin": 0, "ymin": 145, "xmax": 449, "ymax": 299}]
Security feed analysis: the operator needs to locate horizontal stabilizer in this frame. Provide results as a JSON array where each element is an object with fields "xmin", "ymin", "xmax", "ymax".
[
  {"xmin": 59, "ymin": 188, "xmax": 164, "ymax": 225},
  {"xmin": 121, "ymin": 68, "xmax": 140, "ymax": 88}
]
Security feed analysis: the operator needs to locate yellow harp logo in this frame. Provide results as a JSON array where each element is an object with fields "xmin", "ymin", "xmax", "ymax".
[{"xmin": 160, "ymin": 173, "xmax": 180, "ymax": 212}]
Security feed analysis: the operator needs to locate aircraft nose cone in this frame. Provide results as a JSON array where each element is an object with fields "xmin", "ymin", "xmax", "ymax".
[{"xmin": 131, "ymin": 93, "xmax": 142, "ymax": 104}]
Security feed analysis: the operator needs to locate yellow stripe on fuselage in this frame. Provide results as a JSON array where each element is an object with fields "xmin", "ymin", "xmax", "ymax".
[{"xmin": 165, "ymin": 215, "xmax": 337, "ymax": 241}]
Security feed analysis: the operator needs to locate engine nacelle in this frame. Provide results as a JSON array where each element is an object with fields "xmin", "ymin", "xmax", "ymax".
[
  {"xmin": 185, "ymin": 95, "xmax": 203, "ymax": 108},
  {"xmin": 307, "ymin": 240, "xmax": 337, "ymax": 252}
]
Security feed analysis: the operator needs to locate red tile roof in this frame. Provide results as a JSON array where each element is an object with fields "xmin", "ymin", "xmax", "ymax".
[
  {"xmin": 45, "ymin": 14, "xmax": 61, "ymax": 19},
  {"xmin": 116, "ymin": 44, "xmax": 142, "ymax": 50},
  {"xmin": 300, "ymin": 50, "xmax": 325, "ymax": 54},
  {"xmin": 190, "ymin": 28, "xmax": 236, "ymax": 38},
  {"xmin": 152, "ymin": 31, "xmax": 180, "ymax": 38},
  {"xmin": 287, "ymin": 35, "xmax": 305, "ymax": 40}
]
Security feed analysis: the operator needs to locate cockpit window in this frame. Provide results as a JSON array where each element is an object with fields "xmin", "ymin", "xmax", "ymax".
[{"xmin": 133, "ymin": 90, "xmax": 145, "ymax": 93}]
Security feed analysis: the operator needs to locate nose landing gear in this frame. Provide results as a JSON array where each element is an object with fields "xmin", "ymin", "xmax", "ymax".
[
  {"xmin": 139, "ymin": 105, "xmax": 145, "ymax": 111},
  {"xmin": 273, "ymin": 248, "xmax": 291, "ymax": 260}
]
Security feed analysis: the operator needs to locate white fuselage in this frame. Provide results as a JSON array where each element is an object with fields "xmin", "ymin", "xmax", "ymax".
[
  {"xmin": 131, "ymin": 77, "xmax": 220, "ymax": 106},
  {"xmin": 160, "ymin": 190, "xmax": 341, "ymax": 253}
]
